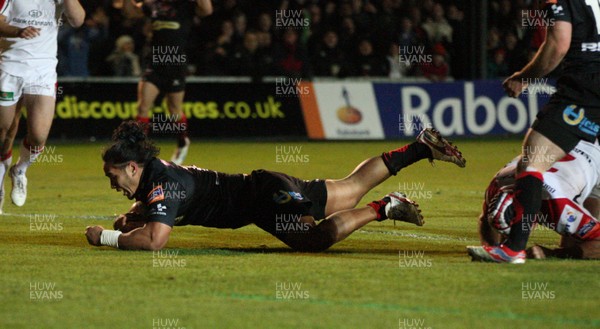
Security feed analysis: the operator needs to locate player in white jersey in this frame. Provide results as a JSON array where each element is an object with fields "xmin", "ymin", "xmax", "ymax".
[
  {"xmin": 0, "ymin": 0, "xmax": 84, "ymax": 209},
  {"xmin": 469, "ymin": 140, "xmax": 600, "ymax": 261}
]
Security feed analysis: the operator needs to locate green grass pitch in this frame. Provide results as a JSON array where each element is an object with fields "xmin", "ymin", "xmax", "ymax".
[{"xmin": 0, "ymin": 138, "xmax": 598, "ymax": 329}]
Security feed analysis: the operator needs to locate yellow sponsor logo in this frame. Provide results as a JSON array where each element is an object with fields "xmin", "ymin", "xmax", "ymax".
[
  {"xmin": 54, "ymin": 96, "xmax": 285, "ymax": 120},
  {"xmin": 273, "ymin": 190, "xmax": 292, "ymax": 204},
  {"xmin": 563, "ymin": 105, "xmax": 584, "ymax": 125}
]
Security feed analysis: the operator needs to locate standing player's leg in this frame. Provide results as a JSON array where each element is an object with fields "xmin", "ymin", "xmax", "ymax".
[
  {"xmin": 0, "ymin": 104, "xmax": 22, "ymax": 213},
  {"xmin": 0, "ymin": 104, "xmax": 19, "ymax": 212},
  {"xmin": 483, "ymin": 129, "xmax": 566, "ymax": 262},
  {"xmin": 165, "ymin": 91, "xmax": 189, "ymax": 165},
  {"xmin": 136, "ymin": 80, "xmax": 160, "ymax": 133},
  {"xmin": 0, "ymin": 71, "xmax": 24, "ymax": 210},
  {"xmin": 505, "ymin": 129, "xmax": 565, "ymax": 251},
  {"xmin": 10, "ymin": 94, "xmax": 54, "ymax": 206}
]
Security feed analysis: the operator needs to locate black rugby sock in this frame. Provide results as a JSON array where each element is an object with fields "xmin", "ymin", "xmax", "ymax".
[
  {"xmin": 381, "ymin": 142, "xmax": 432, "ymax": 176},
  {"xmin": 506, "ymin": 172, "xmax": 543, "ymax": 251}
]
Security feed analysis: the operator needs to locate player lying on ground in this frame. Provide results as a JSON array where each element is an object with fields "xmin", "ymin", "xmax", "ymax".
[
  {"xmin": 468, "ymin": 140, "xmax": 600, "ymax": 262},
  {"xmin": 85, "ymin": 121, "xmax": 465, "ymax": 251}
]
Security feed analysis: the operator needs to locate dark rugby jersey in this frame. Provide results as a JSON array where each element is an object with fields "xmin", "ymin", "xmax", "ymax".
[
  {"xmin": 143, "ymin": 0, "xmax": 196, "ymax": 71},
  {"xmin": 547, "ymin": 0, "xmax": 600, "ymax": 74},
  {"xmin": 133, "ymin": 158, "xmax": 254, "ymax": 228}
]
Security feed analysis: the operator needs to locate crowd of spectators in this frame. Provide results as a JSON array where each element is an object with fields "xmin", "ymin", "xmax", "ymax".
[
  {"xmin": 486, "ymin": 0, "xmax": 548, "ymax": 79},
  {"xmin": 57, "ymin": 0, "xmax": 546, "ymax": 81}
]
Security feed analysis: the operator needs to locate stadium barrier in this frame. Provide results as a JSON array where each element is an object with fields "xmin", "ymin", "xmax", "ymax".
[
  {"xmin": 49, "ymin": 77, "xmax": 553, "ymax": 139},
  {"xmin": 51, "ymin": 77, "xmax": 306, "ymax": 139}
]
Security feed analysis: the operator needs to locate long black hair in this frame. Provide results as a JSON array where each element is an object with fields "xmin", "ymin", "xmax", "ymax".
[{"xmin": 102, "ymin": 121, "xmax": 159, "ymax": 166}]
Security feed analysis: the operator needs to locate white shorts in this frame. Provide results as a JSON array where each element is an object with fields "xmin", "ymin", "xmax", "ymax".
[{"xmin": 0, "ymin": 70, "xmax": 57, "ymax": 106}]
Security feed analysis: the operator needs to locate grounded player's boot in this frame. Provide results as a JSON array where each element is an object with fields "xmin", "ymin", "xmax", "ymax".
[
  {"xmin": 466, "ymin": 245, "xmax": 526, "ymax": 264},
  {"xmin": 368, "ymin": 192, "xmax": 424, "ymax": 226},
  {"xmin": 416, "ymin": 128, "xmax": 466, "ymax": 167},
  {"xmin": 171, "ymin": 136, "xmax": 190, "ymax": 165},
  {"xmin": 9, "ymin": 165, "xmax": 27, "ymax": 207}
]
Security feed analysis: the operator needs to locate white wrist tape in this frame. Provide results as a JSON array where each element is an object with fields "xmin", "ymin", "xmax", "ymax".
[{"xmin": 100, "ymin": 230, "xmax": 122, "ymax": 248}]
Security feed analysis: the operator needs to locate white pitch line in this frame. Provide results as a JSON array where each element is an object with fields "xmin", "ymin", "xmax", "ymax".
[
  {"xmin": 2, "ymin": 213, "xmax": 114, "ymax": 220},
  {"xmin": 357, "ymin": 228, "xmax": 473, "ymax": 242}
]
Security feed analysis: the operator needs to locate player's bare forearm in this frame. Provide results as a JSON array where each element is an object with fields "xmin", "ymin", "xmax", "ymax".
[
  {"xmin": 503, "ymin": 21, "xmax": 571, "ymax": 97},
  {"xmin": 113, "ymin": 201, "xmax": 148, "ymax": 232},
  {"xmin": 0, "ymin": 15, "xmax": 38, "ymax": 38},
  {"xmin": 117, "ymin": 221, "xmax": 172, "ymax": 251},
  {"xmin": 196, "ymin": 0, "xmax": 213, "ymax": 17},
  {"xmin": 86, "ymin": 221, "xmax": 171, "ymax": 250},
  {"xmin": 528, "ymin": 237, "xmax": 600, "ymax": 259},
  {"xmin": 515, "ymin": 21, "xmax": 571, "ymax": 79},
  {"xmin": 113, "ymin": 213, "xmax": 147, "ymax": 233},
  {"xmin": 63, "ymin": 0, "xmax": 85, "ymax": 28}
]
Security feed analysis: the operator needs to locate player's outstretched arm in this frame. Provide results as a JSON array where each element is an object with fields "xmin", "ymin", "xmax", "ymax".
[
  {"xmin": 113, "ymin": 201, "xmax": 148, "ymax": 232},
  {"xmin": 63, "ymin": 0, "xmax": 85, "ymax": 28},
  {"xmin": 0, "ymin": 15, "xmax": 39, "ymax": 39},
  {"xmin": 196, "ymin": 0, "xmax": 214, "ymax": 17},
  {"xmin": 527, "ymin": 239, "xmax": 600, "ymax": 259},
  {"xmin": 503, "ymin": 21, "xmax": 571, "ymax": 97},
  {"xmin": 86, "ymin": 221, "xmax": 172, "ymax": 251}
]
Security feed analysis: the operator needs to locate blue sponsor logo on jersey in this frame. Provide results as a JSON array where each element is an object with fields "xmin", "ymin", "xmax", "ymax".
[
  {"xmin": 273, "ymin": 190, "xmax": 304, "ymax": 204},
  {"xmin": 567, "ymin": 211, "xmax": 577, "ymax": 223},
  {"xmin": 563, "ymin": 105, "xmax": 600, "ymax": 136},
  {"xmin": 288, "ymin": 191, "xmax": 304, "ymax": 201},
  {"xmin": 578, "ymin": 221, "xmax": 597, "ymax": 237},
  {"xmin": 147, "ymin": 185, "xmax": 165, "ymax": 204}
]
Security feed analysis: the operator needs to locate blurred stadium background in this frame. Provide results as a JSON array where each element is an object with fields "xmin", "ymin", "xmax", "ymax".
[
  {"xmin": 4, "ymin": 1, "xmax": 598, "ymax": 329},
  {"xmin": 48, "ymin": 0, "xmax": 548, "ymax": 141}
]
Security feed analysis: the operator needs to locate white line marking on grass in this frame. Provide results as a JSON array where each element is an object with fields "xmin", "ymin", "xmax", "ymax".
[
  {"xmin": 3, "ymin": 213, "xmax": 114, "ymax": 220},
  {"xmin": 357, "ymin": 228, "xmax": 473, "ymax": 242}
]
